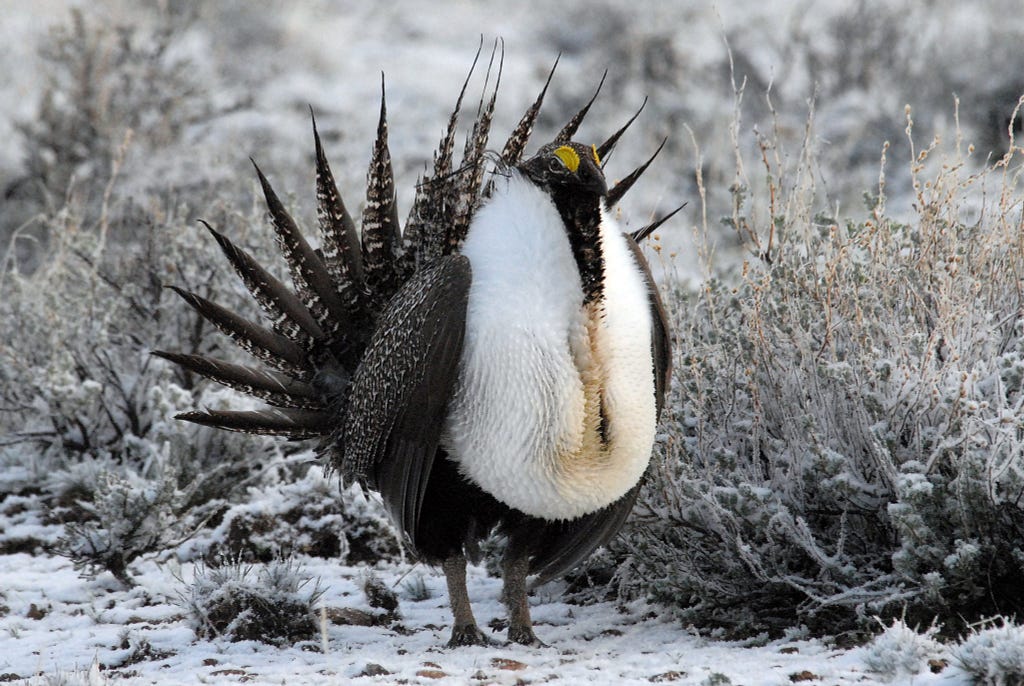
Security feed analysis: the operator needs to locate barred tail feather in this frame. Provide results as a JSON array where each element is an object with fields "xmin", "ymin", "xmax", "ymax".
[
  {"xmin": 500, "ymin": 55, "xmax": 558, "ymax": 166},
  {"xmin": 201, "ymin": 221, "xmax": 323, "ymax": 345},
  {"xmin": 361, "ymin": 77, "xmax": 404, "ymax": 307},
  {"xmin": 253, "ymin": 160, "xmax": 356, "ymax": 351},
  {"xmin": 176, "ymin": 408, "xmax": 331, "ymax": 438},
  {"xmin": 553, "ymin": 70, "xmax": 606, "ymax": 144},
  {"xmin": 312, "ymin": 111, "xmax": 367, "ymax": 318},
  {"xmin": 151, "ymin": 351, "xmax": 321, "ymax": 410},
  {"xmin": 448, "ymin": 40, "xmax": 502, "ymax": 251},
  {"xmin": 165, "ymin": 286, "xmax": 309, "ymax": 377},
  {"xmin": 403, "ymin": 47, "xmax": 479, "ymax": 269},
  {"xmin": 607, "ymin": 137, "xmax": 667, "ymax": 209}
]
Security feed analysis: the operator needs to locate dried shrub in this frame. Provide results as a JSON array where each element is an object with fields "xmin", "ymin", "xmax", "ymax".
[{"xmin": 16, "ymin": 8, "xmax": 208, "ymax": 213}]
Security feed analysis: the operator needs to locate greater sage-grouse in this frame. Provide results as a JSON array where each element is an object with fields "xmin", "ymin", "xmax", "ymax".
[{"xmin": 156, "ymin": 53, "xmax": 675, "ymax": 647}]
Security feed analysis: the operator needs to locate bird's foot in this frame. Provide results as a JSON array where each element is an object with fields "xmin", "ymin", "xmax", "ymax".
[
  {"xmin": 507, "ymin": 624, "xmax": 547, "ymax": 648},
  {"xmin": 446, "ymin": 623, "xmax": 495, "ymax": 648}
]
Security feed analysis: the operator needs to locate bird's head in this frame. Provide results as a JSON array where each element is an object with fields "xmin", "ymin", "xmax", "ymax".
[{"xmin": 518, "ymin": 142, "xmax": 607, "ymax": 199}]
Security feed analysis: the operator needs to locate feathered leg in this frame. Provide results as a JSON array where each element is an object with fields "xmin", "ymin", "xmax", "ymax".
[
  {"xmin": 443, "ymin": 554, "xmax": 492, "ymax": 647},
  {"xmin": 502, "ymin": 547, "xmax": 545, "ymax": 647}
]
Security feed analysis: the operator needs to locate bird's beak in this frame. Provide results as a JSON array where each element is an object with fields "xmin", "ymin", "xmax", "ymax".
[{"xmin": 588, "ymin": 173, "xmax": 608, "ymax": 198}]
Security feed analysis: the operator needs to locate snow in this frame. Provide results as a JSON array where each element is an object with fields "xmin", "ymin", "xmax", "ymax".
[{"xmin": 0, "ymin": 552, "xmax": 972, "ymax": 685}]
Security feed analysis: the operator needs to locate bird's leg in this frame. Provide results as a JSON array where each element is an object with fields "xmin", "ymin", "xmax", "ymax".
[
  {"xmin": 442, "ymin": 554, "xmax": 492, "ymax": 647},
  {"xmin": 502, "ymin": 549, "xmax": 545, "ymax": 647}
]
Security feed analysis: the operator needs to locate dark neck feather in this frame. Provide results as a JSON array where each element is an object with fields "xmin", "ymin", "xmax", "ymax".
[{"xmin": 551, "ymin": 188, "xmax": 604, "ymax": 303}]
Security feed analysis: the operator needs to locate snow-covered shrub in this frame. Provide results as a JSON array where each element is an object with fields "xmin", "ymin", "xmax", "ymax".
[
  {"xmin": 0, "ymin": 6, "xmax": 279, "ymax": 578},
  {"xmin": 26, "ymin": 660, "xmax": 107, "ymax": 686},
  {"xmin": 53, "ymin": 467, "xmax": 189, "ymax": 586},
  {"xmin": 362, "ymin": 573, "xmax": 400, "ymax": 618},
  {"xmin": 1, "ymin": 4, "xmax": 410, "ymax": 590},
  {"xmin": 864, "ymin": 618, "xmax": 944, "ymax": 680},
  {"xmin": 402, "ymin": 573, "xmax": 432, "ymax": 602},
  {"xmin": 953, "ymin": 617, "xmax": 1024, "ymax": 686},
  {"xmin": 180, "ymin": 557, "xmax": 324, "ymax": 645},
  {"xmin": 5, "ymin": 7, "xmax": 214, "ymax": 254},
  {"xmin": 200, "ymin": 465, "xmax": 401, "ymax": 564},
  {"xmin": 0, "ymin": 194, "xmax": 284, "ymax": 567},
  {"xmin": 0, "ymin": 3, "xmax": 270, "ymax": 488},
  {"xmin": 616, "ymin": 105, "xmax": 1024, "ymax": 635}
]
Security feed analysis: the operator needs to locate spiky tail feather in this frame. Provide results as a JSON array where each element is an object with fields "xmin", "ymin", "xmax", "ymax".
[{"xmin": 156, "ymin": 59, "xmax": 670, "ymax": 443}]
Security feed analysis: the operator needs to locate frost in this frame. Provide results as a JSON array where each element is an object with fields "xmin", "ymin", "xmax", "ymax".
[
  {"xmin": 864, "ymin": 618, "xmax": 944, "ymax": 680},
  {"xmin": 954, "ymin": 618, "xmax": 1024, "ymax": 686},
  {"xmin": 179, "ymin": 557, "xmax": 324, "ymax": 645},
  {"xmin": 2, "ymin": 0, "xmax": 1024, "ymax": 675},
  {"xmin": 53, "ymin": 467, "xmax": 191, "ymax": 586},
  {"xmin": 608, "ymin": 77, "xmax": 1024, "ymax": 635}
]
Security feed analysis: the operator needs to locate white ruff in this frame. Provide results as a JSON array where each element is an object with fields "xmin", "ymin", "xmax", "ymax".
[{"xmin": 444, "ymin": 173, "xmax": 656, "ymax": 520}]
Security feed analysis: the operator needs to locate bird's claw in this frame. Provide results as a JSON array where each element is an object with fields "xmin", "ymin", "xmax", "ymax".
[
  {"xmin": 447, "ymin": 623, "xmax": 495, "ymax": 648},
  {"xmin": 507, "ymin": 624, "xmax": 547, "ymax": 647}
]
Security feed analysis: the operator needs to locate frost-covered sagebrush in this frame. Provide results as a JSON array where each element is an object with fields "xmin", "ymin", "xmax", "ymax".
[
  {"xmin": 53, "ymin": 468, "xmax": 188, "ymax": 585},
  {"xmin": 616, "ymin": 106, "xmax": 1024, "ymax": 635},
  {"xmin": 199, "ymin": 466, "xmax": 401, "ymax": 565},
  {"xmin": 180, "ymin": 557, "xmax": 324, "ymax": 645},
  {"xmin": 0, "ymin": 7, "xmax": 403, "ymax": 584},
  {"xmin": 864, "ymin": 618, "xmax": 944, "ymax": 680},
  {"xmin": 953, "ymin": 617, "xmax": 1024, "ymax": 686}
]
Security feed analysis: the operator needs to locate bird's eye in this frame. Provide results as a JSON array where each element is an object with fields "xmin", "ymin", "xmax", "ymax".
[{"xmin": 548, "ymin": 157, "xmax": 565, "ymax": 173}]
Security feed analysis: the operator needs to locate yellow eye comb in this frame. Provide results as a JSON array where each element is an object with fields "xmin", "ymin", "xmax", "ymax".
[{"xmin": 553, "ymin": 146, "xmax": 581, "ymax": 173}]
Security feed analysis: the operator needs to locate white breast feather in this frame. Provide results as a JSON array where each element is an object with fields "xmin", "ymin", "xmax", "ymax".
[{"xmin": 444, "ymin": 173, "xmax": 656, "ymax": 520}]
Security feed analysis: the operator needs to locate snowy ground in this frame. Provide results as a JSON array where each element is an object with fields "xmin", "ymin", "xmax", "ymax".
[{"xmin": 0, "ymin": 552, "xmax": 972, "ymax": 685}]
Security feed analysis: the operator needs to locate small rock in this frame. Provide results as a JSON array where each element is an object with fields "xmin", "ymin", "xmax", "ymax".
[
  {"xmin": 789, "ymin": 671, "xmax": 819, "ymax": 682},
  {"xmin": 649, "ymin": 670, "xmax": 685, "ymax": 682},
  {"xmin": 324, "ymin": 607, "xmax": 376, "ymax": 626},
  {"xmin": 929, "ymin": 658, "xmax": 948, "ymax": 674},
  {"xmin": 416, "ymin": 669, "xmax": 447, "ymax": 679},
  {"xmin": 491, "ymin": 657, "xmax": 527, "ymax": 671},
  {"xmin": 390, "ymin": 622, "xmax": 413, "ymax": 635},
  {"xmin": 25, "ymin": 603, "xmax": 47, "ymax": 620},
  {"xmin": 202, "ymin": 658, "xmax": 218, "ymax": 666},
  {"xmin": 778, "ymin": 647, "xmax": 799, "ymax": 654},
  {"xmin": 358, "ymin": 663, "xmax": 390, "ymax": 677},
  {"xmin": 363, "ymin": 575, "xmax": 399, "ymax": 615}
]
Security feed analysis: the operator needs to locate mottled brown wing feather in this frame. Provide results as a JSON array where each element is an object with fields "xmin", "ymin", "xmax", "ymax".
[{"xmin": 339, "ymin": 255, "xmax": 471, "ymax": 540}]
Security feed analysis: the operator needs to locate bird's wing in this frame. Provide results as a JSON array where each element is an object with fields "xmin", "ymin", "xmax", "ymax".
[
  {"xmin": 528, "ymin": 236, "xmax": 671, "ymax": 584},
  {"xmin": 340, "ymin": 254, "xmax": 471, "ymax": 544}
]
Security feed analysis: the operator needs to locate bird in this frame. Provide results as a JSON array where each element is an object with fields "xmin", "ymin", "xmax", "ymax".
[{"xmin": 154, "ymin": 50, "xmax": 677, "ymax": 647}]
